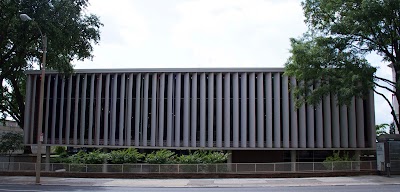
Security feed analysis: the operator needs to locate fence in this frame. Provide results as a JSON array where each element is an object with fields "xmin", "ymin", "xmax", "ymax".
[{"xmin": 0, "ymin": 161, "xmax": 376, "ymax": 174}]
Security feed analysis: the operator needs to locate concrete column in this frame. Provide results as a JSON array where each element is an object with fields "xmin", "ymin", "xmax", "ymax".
[
  {"xmin": 158, "ymin": 73, "xmax": 166, "ymax": 147},
  {"xmin": 110, "ymin": 74, "xmax": 118, "ymax": 146},
  {"xmin": 273, "ymin": 73, "xmax": 281, "ymax": 148},
  {"xmin": 174, "ymin": 73, "xmax": 182, "ymax": 147},
  {"xmin": 59, "ymin": 77, "xmax": 65, "ymax": 145},
  {"xmin": 291, "ymin": 150, "xmax": 297, "ymax": 172},
  {"xmin": 232, "ymin": 73, "xmax": 239, "ymax": 148},
  {"xmin": 223, "ymin": 73, "xmax": 231, "ymax": 148},
  {"xmin": 323, "ymin": 94, "xmax": 332, "ymax": 148},
  {"xmin": 142, "ymin": 74, "xmax": 149, "ymax": 146},
  {"xmin": 183, "ymin": 73, "xmax": 190, "ymax": 147},
  {"xmin": 65, "ymin": 76, "xmax": 72, "ymax": 145},
  {"xmin": 354, "ymin": 150, "xmax": 361, "ymax": 170},
  {"xmin": 208, "ymin": 73, "xmax": 215, "ymax": 147},
  {"xmin": 257, "ymin": 73, "xmax": 264, "ymax": 148},
  {"xmin": 95, "ymin": 74, "xmax": 102, "ymax": 146},
  {"xmin": 88, "ymin": 74, "xmax": 95, "ymax": 145},
  {"xmin": 80, "ymin": 74, "xmax": 87, "ymax": 145},
  {"xmin": 282, "ymin": 75, "xmax": 289, "ymax": 148},
  {"xmin": 134, "ymin": 74, "xmax": 142, "ymax": 146},
  {"xmin": 103, "ymin": 74, "xmax": 110, "ymax": 146},
  {"xmin": 349, "ymin": 97, "xmax": 357, "ymax": 148},
  {"xmin": 30, "ymin": 76, "xmax": 37, "ymax": 144},
  {"xmin": 45, "ymin": 146, "xmax": 51, "ymax": 171},
  {"xmin": 191, "ymin": 73, "xmax": 198, "ymax": 147},
  {"xmin": 23, "ymin": 75, "xmax": 32, "ymax": 144},
  {"xmin": 240, "ymin": 73, "xmax": 248, "ymax": 148},
  {"xmin": 73, "ymin": 75, "xmax": 81, "ymax": 145},
  {"xmin": 44, "ymin": 75, "xmax": 51, "ymax": 144},
  {"xmin": 150, "ymin": 73, "xmax": 157, "ymax": 146},
  {"xmin": 167, "ymin": 73, "xmax": 173, "ymax": 147},
  {"xmin": 249, "ymin": 73, "xmax": 256, "ymax": 148},
  {"xmin": 356, "ymin": 98, "xmax": 365, "ymax": 148},
  {"xmin": 200, "ymin": 73, "xmax": 206, "ymax": 147},
  {"xmin": 332, "ymin": 95, "xmax": 340, "ymax": 148},
  {"xmin": 265, "ymin": 73, "xmax": 272, "ymax": 148},
  {"xmin": 216, "ymin": 73, "xmax": 223, "ymax": 148},
  {"xmin": 340, "ymin": 105, "xmax": 349, "ymax": 148},
  {"xmin": 119, "ymin": 74, "xmax": 126, "ymax": 146},
  {"xmin": 289, "ymin": 77, "xmax": 298, "ymax": 148},
  {"xmin": 126, "ymin": 73, "xmax": 133, "ymax": 146}
]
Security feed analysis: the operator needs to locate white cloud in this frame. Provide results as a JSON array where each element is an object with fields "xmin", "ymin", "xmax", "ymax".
[{"xmin": 171, "ymin": 0, "xmax": 307, "ymax": 67}]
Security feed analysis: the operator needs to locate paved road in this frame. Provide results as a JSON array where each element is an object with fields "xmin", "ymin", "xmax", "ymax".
[{"xmin": 0, "ymin": 185, "xmax": 399, "ymax": 192}]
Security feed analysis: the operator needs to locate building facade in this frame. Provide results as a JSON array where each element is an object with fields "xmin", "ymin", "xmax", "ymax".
[{"xmin": 24, "ymin": 68, "xmax": 376, "ymax": 162}]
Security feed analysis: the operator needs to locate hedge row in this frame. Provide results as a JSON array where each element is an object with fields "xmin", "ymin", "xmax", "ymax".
[{"xmin": 52, "ymin": 148, "xmax": 229, "ymax": 165}]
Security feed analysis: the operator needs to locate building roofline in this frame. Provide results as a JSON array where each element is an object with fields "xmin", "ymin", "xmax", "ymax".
[{"xmin": 25, "ymin": 67, "xmax": 285, "ymax": 74}]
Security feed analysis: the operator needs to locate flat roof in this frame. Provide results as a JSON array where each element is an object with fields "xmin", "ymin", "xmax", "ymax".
[{"xmin": 25, "ymin": 67, "xmax": 285, "ymax": 74}]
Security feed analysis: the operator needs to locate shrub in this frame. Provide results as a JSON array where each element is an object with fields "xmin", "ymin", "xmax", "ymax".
[
  {"xmin": 109, "ymin": 148, "xmax": 144, "ymax": 164},
  {"xmin": 84, "ymin": 150, "xmax": 110, "ymax": 164},
  {"xmin": 53, "ymin": 146, "xmax": 67, "ymax": 155},
  {"xmin": 323, "ymin": 151, "xmax": 355, "ymax": 170},
  {"xmin": 201, "ymin": 151, "xmax": 229, "ymax": 164},
  {"xmin": 145, "ymin": 149, "xmax": 176, "ymax": 164}
]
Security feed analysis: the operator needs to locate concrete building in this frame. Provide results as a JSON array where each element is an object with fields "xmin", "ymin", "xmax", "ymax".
[{"xmin": 23, "ymin": 68, "xmax": 376, "ymax": 162}]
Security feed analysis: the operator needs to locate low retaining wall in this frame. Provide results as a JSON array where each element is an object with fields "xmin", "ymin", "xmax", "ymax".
[{"xmin": 0, "ymin": 170, "xmax": 378, "ymax": 179}]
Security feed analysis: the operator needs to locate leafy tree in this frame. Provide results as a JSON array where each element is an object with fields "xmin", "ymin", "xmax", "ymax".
[
  {"xmin": 0, "ymin": 0, "xmax": 102, "ymax": 131},
  {"xmin": 285, "ymin": 0, "xmax": 400, "ymax": 133},
  {"xmin": 0, "ymin": 132, "xmax": 24, "ymax": 163},
  {"xmin": 375, "ymin": 123, "xmax": 389, "ymax": 136}
]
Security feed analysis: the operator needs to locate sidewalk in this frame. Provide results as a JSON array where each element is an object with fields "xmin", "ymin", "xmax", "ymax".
[{"xmin": 0, "ymin": 175, "xmax": 399, "ymax": 187}]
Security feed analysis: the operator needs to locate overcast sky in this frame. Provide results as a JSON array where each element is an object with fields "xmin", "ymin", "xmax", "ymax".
[{"xmin": 74, "ymin": 0, "xmax": 393, "ymax": 126}]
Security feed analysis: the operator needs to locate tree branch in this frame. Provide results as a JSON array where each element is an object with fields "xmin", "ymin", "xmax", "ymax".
[
  {"xmin": 374, "ymin": 75, "xmax": 396, "ymax": 86},
  {"xmin": 374, "ymin": 82, "xmax": 396, "ymax": 94},
  {"xmin": 374, "ymin": 89, "xmax": 400, "ymax": 132}
]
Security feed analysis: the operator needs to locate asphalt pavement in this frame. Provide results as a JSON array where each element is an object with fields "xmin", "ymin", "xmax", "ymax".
[{"xmin": 0, "ymin": 175, "xmax": 399, "ymax": 188}]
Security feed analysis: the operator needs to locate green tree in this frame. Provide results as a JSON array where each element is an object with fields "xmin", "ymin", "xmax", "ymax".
[
  {"xmin": 284, "ymin": 0, "xmax": 400, "ymax": 133},
  {"xmin": 0, "ymin": 0, "xmax": 102, "ymax": 130},
  {"xmin": 375, "ymin": 123, "xmax": 389, "ymax": 136},
  {"xmin": 0, "ymin": 132, "xmax": 24, "ymax": 163}
]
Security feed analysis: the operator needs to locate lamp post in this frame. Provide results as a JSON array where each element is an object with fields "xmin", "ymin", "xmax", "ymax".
[{"xmin": 20, "ymin": 13, "xmax": 47, "ymax": 184}]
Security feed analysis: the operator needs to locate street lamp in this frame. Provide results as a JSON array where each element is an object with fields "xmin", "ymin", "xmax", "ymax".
[{"xmin": 20, "ymin": 13, "xmax": 47, "ymax": 184}]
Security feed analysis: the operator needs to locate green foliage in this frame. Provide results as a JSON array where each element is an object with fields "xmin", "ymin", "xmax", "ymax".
[
  {"xmin": 144, "ymin": 149, "xmax": 177, "ymax": 164},
  {"xmin": 201, "ymin": 151, "xmax": 229, "ymax": 164},
  {"xmin": 53, "ymin": 146, "xmax": 67, "ymax": 155},
  {"xmin": 176, "ymin": 151, "xmax": 229, "ymax": 164},
  {"xmin": 375, "ymin": 123, "xmax": 389, "ymax": 136},
  {"xmin": 84, "ymin": 150, "xmax": 110, "ymax": 164},
  {"xmin": 323, "ymin": 151, "xmax": 355, "ymax": 170},
  {"xmin": 0, "ymin": 132, "xmax": 23, "ymax": 155},
  {"xmin": 109, "ymin": 148, "xmax": 144, "ymax": 164},
  {"xmin": 66, "ymin": 150, "xmax": 86, "ymax": 164},
  {"xmin": 0, "ymin": 0, "xmax": 102, "ymax": 128},
  {"xmin": 284, "ymin": 0, "xmax": 400, "ymax": 132}
]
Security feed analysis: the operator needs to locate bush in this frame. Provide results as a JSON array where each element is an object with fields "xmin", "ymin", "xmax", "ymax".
[
  {"xmin": 53, "ymin": 146, "xmax": 67, "ymax": 155},
  {"xmin": 323, "ymin": 151, "xmax": 355, "ymax": 170},
  {"xmin": 84, "ymin": 150, "xmax": 110, "ymax": 164},
  {"xmin": 145, "ymin": 149, "xmax": 176, "ymax": 164},
  {"xmin": 200, "ymin": 151, "xmax": 229, "ymax": 164},
  {"xmin": 109, "ymin": 148, "xmax": 144, "ymax": 164}
]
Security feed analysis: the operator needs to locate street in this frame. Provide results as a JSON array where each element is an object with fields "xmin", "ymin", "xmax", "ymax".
[{"xmin": 0, "ymin": 184, "xmax": 399, "ymax": 192}]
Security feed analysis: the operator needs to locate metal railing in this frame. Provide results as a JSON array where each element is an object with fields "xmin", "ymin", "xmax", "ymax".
[{"xmin": 0, "ymin": 161, "xmax": 376, "ymax": 174}]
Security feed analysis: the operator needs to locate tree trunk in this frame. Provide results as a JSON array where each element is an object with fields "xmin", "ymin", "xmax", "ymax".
[{"xmin": 395, "ymin": 64, "xmax": 400, "ymax": 133}]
